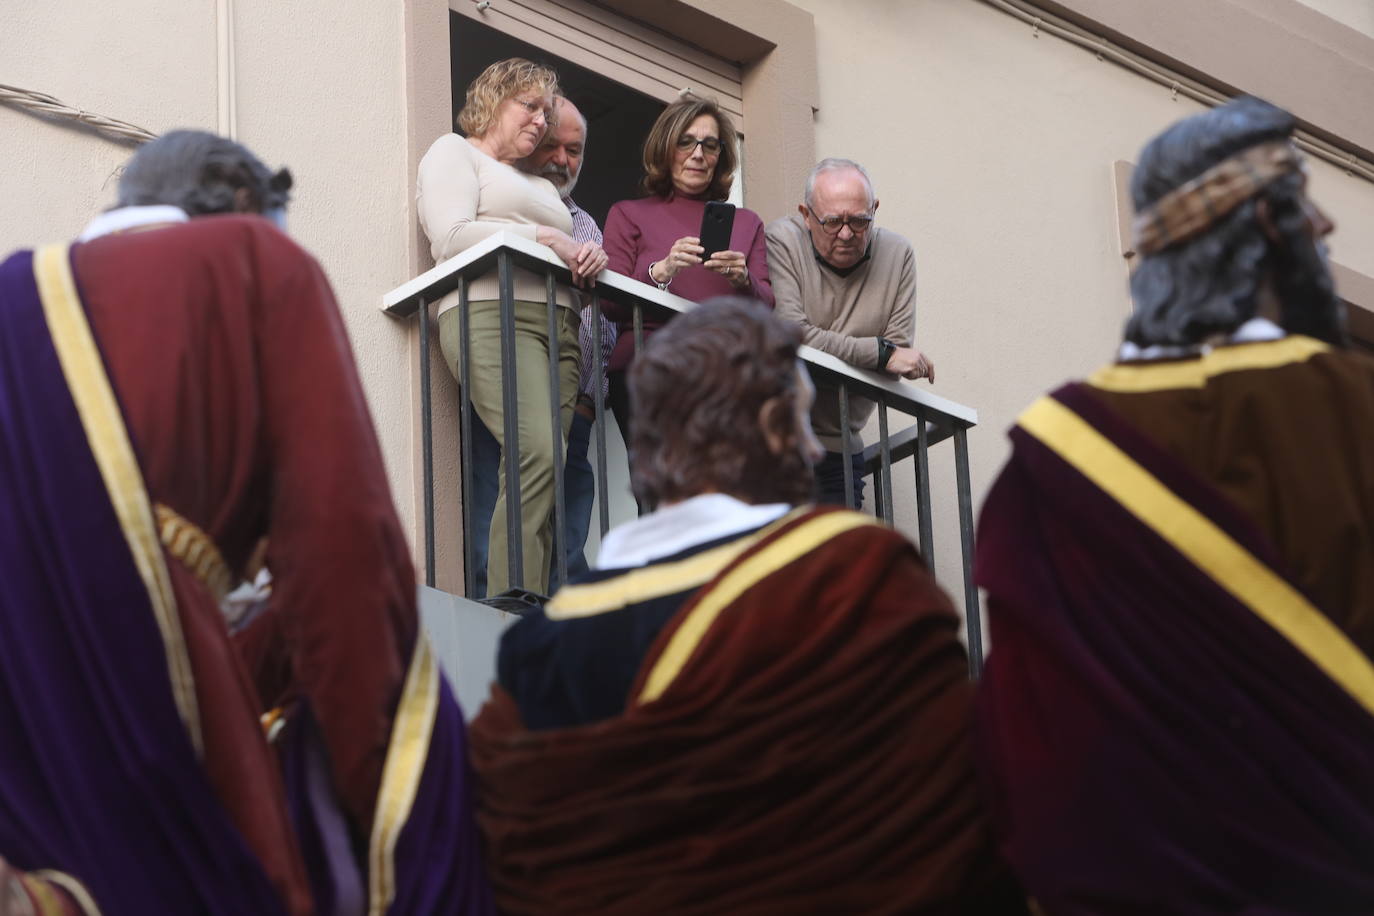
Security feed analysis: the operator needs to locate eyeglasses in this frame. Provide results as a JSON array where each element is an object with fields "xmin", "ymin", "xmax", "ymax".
[
  {"xmin": 806, "ymin": 206, "xmax": 874, "ymax": 235},
  {"xmin": 676, "ymin": 135, "xmax": 722, "ymax": 156},
  {"xmin": 513, "ymin": 97, "xmax": 550, "ymax": 120}
]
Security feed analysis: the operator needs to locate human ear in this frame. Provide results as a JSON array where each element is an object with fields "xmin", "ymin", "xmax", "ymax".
[{"xmin": 758, "ymin": 396, "xmax": 793, "ymax": 457}]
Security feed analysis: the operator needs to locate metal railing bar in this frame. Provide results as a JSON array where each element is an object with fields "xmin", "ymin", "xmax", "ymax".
[
  {"xmin": 418, "ymin": 294, "xmax": 435, "ymax": 588},
  {"xmin": 954, "ymin": 425, "xmax": 983, "ymax": 679},
  {"xmin": 458, "ymin": 277, "xmax": 476, "ymax": 598},
  {"xmin": 861, "ymin": 420, "xmax": 954, "ymax": 473},
  {"xmin": 916, "ymin": 413, "xmax": 934, "ymax": 569},
  {"xmin": 546, "ymin": 270, "xmax": 567, "ymax": 591},
  {"xmin": 877, "ymin": 399, "xmax": 894, "ymax": 526},
  {"xmin": 592, "ymin": 297, "xmax": 610, "ymax": 539},
  {"xmin": 383, "ymin": 233, "xmax": 977, "ymax": 429},
  {"xmin": 497, "ymin": 250, "xmax": 524, "ymax": 590},
  {"xmin": 632, "ymin": 303, "xmax": 645, "ymax": 517},
  {"xmin": 838, "ymin": 384, "xmax": 854, "ymax": 511}
]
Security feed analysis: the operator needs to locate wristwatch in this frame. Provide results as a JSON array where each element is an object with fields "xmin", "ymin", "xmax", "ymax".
[{"xmin": 877, "ymin": 337, "xmax": 895, "ymax": 370}]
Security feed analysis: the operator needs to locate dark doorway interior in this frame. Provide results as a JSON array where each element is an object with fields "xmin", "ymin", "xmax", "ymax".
[{"xmin": 450, "ymin": 14, "xmax": 667, "ymax": 229}]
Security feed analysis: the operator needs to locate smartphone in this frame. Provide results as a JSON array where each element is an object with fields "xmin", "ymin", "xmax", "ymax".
[{"xmin": 699, "ymin": 201, "xmax": 736, "ymax": 261}]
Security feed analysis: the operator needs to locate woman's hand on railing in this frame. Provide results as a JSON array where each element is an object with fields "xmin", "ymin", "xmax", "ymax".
[
  {"xmin": 888, "ymin": 346, "xmax": 935, "ymax": 383},
  {"xmin": 703, "ymin": 249, "xmax": 750, "ymax": 290},
  {"xmin": 538, "ymin": 228, "xmax": 607, "ymax": 288},
  {"xmin": 649, "ymin": 236, "xmax": 704, "ymax": 285}
]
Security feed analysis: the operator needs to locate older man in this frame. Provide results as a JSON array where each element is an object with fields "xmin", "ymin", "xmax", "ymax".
[
  {"xmin": 766, "ymin": 158, "xmax": 933, "ymax": 508},
  {"xmin": 0, "ymin": 131, "xmax": 491, "ymax": 915},
  {"xmin": 468, "ymin": 95, "xmax": 615, "ymax": 597},
  {"xmin": 976, "ymin": 96, "xmax": 1374, "ymax": 912},
  {"xmin": 470, "ymin": 299, "xmax": 1024, "ymax": 914}
]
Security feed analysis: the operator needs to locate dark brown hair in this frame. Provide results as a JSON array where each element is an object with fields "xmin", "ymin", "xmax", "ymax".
[
  {"xmin": 629, "ymin": 299, "xmax": 814, "ymax": 508},
  {"xmin": 640, "ymin": 94, "xmax": 738, "ymax": 201}
]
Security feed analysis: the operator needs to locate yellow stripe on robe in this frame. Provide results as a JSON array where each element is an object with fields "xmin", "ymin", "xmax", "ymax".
[
  {"xmin": 638, "ymin": 511, "xmax": 881, "ymax": 704},
  {"xmin": 546, "ymin": 509, "xmax": 806, "ymax": 620},
  {"xmin": 32, "ymin": 244, "xmax": 203, "ymax": 755},
  {"xmin": 1018, "ymin": 394, "xmax": 1374, "ymax": 719},
  {"xmin": 367, "ymin": 636, "xmax": 440, "ymax": 916},
  {"xmin": 1087, "ymin": 335, "xmax": 1329, "ymax": 393}
]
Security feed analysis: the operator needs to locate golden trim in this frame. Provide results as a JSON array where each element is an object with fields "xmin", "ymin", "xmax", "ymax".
[
  {"xmin": 547, "ymin": 538, "xmax": 760, "ymax": 620},
  {"xmin": 155, "ymin": 503, "xmax": 234, "ymax": 602},
  {"xmin": 1087, "ymin": 336, "xmax": 1329, "ymax": 393},
  {"xmin": 1019, "ymin": 395, "xmax": 1374, "ymax": 717},
  {"xmin": 33, "ymin": 245, "xmax": 203, "ymax": 754},
  {"xmin": 638, "ymin": 511, "xmax": 879, "ymax": 704},
  {"xmin": 29, "ymin": 871, "xmax": 102, "ymax": 916},
  {"xmin": 547, "ymin": 511, "xmax": 806, "ymax": 619},
  {"xmin": 366, "ymin": 636, "xmax": 440, "ymax": 916}
]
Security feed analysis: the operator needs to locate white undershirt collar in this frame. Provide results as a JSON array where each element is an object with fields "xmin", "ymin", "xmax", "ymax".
[
  {"xmin": 595, "ymin": 493, "xmax": 791, "ymax": 569},
  {"xmin": 78, "ymin": 205, "xmax": 189, "ymax": 242},
  {"xmin": 1116, "ymin": 316, "xmax": 1285, "ymax": 361}
]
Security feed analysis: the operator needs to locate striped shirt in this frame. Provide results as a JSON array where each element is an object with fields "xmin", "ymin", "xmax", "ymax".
[{"xmin": 568, "ymin": 197, "xmax": 616, "ymax": 401}]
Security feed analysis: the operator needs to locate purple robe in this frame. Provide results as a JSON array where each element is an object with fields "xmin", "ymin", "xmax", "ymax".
[{"xmin": 0, "ymin": 239, "xmax": 492, "ymax": 914}]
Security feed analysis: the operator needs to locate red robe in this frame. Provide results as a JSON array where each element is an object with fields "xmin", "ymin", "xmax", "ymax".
[{"xmin": 74, "ymin": 216, "xmax": 419, "ymax": 915}]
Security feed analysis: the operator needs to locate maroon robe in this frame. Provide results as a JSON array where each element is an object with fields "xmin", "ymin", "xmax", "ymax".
[
  {"xmin": 976, "ymin": 339, "xmax": 1374, "ymax": 912},
  {"xmin": 73, "ymin": 216, "xmax": 419, "ymax": 914},
  {"xmin": 471, "ymin": 506, "xmax": 1025, "ymax": 914}
]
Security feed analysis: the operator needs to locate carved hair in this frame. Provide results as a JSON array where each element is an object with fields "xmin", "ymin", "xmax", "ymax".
[
  {"xmin": 1126, "ymin": 96, "xmax": 1344, "ymax": 347},
  {"xmin": 640, "ymin": 94, "xmax": 739, "ymax": 202},
  {"xmin": 117, "ymin": 130, "xmax": 292, "ymax": 215},
  {"xmin": 629, "ymin": 298, "xmax": 814, "ymax": 508},
  {"xmin": 456, "ymin": 58, "xmax": 560, "ymax": 138}
]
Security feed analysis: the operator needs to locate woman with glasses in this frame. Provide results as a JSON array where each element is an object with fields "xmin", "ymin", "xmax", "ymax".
[
  {"xmin": 418, "ymin": 58, "xmax": 607, "ymax": 596},
  {"xmin": 601, "ymin": 94, "xmax": 773, "ymax": 466}
]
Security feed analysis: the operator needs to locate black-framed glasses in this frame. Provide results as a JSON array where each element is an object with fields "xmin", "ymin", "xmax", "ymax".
[
  {"xmin": 806, "ymin": 206, "xmax": 874, "ymax": 235},
  {"xmin": 676, "ymin": 135, "xmax": 722, "ymax": 155}
]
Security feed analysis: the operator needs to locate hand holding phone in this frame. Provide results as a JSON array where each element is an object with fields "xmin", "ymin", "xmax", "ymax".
[{"xmin": 699, "ymin": 201, "xmax": 736, "ymax": 260}]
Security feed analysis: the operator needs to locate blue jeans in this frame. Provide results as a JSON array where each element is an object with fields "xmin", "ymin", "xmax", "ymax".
[
  {"xmin": 468, "ymin": 410, "xmax": 594, "ymax": 598},
  {"xmin": 815, "ymin": 450, "xmax": 866, "ymax": 510}
]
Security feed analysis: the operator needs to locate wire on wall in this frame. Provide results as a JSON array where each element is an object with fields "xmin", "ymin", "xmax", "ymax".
[
  {"xmin": 980, "ymin": 0, "xmax": 1374, "ymax": 186},
  {"xmin": 0, "ymin": 83, "xmax": 155, "ymax": 145}
]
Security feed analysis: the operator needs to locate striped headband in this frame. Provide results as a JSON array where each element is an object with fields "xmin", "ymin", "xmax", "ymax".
[{"xmin": 1132, "ymin": 140, "xmax": 1302, "ymax": 256}]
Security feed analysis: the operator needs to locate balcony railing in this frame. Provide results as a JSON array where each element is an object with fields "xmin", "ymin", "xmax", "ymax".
[{"xmin": 383, "ymin": 232, "xmax": 985, "ymax": 676}]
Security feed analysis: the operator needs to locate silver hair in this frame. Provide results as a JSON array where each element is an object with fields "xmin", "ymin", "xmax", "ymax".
[
  {"xmin": 117, "ymin": 129, "xmax": 292, "ymax": 215},
  {"xmin": 804, "ymin": 157, "xmax": 875, "ymax": 209}
]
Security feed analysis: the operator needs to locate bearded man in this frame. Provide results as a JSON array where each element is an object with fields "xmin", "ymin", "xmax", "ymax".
[
  {"xmin": 469, "ymin": 299, "xmax": 1026, "ymax": 914},
  {"xmin": 976, "ymin": 96, "xmax": 1374, "ymax": 913}
]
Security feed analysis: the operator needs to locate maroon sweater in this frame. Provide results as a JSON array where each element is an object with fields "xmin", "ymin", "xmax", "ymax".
[{"xmin": 601, "ymin": 194, "xmax": 773, "ymax": 371}]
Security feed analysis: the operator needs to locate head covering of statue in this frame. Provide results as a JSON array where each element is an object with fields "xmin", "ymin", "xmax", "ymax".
[
  {"xmin": 1126, "ymin": 95, "xmax": 1345, "ymax": 348},
  {"xmin": 629, "ymin": 298, "xmax": 819, "ymax": 510},
  {"xmin": 117, "ymin": 129, "xmax": 293, "ymax": 218}
]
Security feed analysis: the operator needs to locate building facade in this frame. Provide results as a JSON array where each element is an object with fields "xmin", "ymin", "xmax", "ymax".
[{"xmin": 5, "ymin": 0, "xmax": 1374, "ymax": 623}]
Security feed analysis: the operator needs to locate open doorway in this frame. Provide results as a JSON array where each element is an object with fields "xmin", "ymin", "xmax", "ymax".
[{"xmin": 450, "ymin": 14, "xmax": 667, "ymax": 228}]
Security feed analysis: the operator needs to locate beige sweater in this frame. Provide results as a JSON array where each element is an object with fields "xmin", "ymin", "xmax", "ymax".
[
  {"xmin": 417, "ymin": 133, "xmax": 576, "ymax": 315},
  {"xmin": 766, "ymin": 213, "xmax": 917, "ymax": 451}
]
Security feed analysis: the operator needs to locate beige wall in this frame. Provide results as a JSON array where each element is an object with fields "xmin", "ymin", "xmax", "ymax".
[
  {"xmin": 1286, "ymin": 0, "xmax": 1373, "ymax": 40},
  {"xmin": 786, "ymin": 0, "xmax": 1374, "ymax": 614},
  {"xmin": 0, "ymin": 0, "xmax": 429, "ymax": 551}
]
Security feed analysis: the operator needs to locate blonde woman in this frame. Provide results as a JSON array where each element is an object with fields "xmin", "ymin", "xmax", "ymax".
[{"xmin": 418, "ymin": 58, "xmax": 606, "ymax": 596}]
